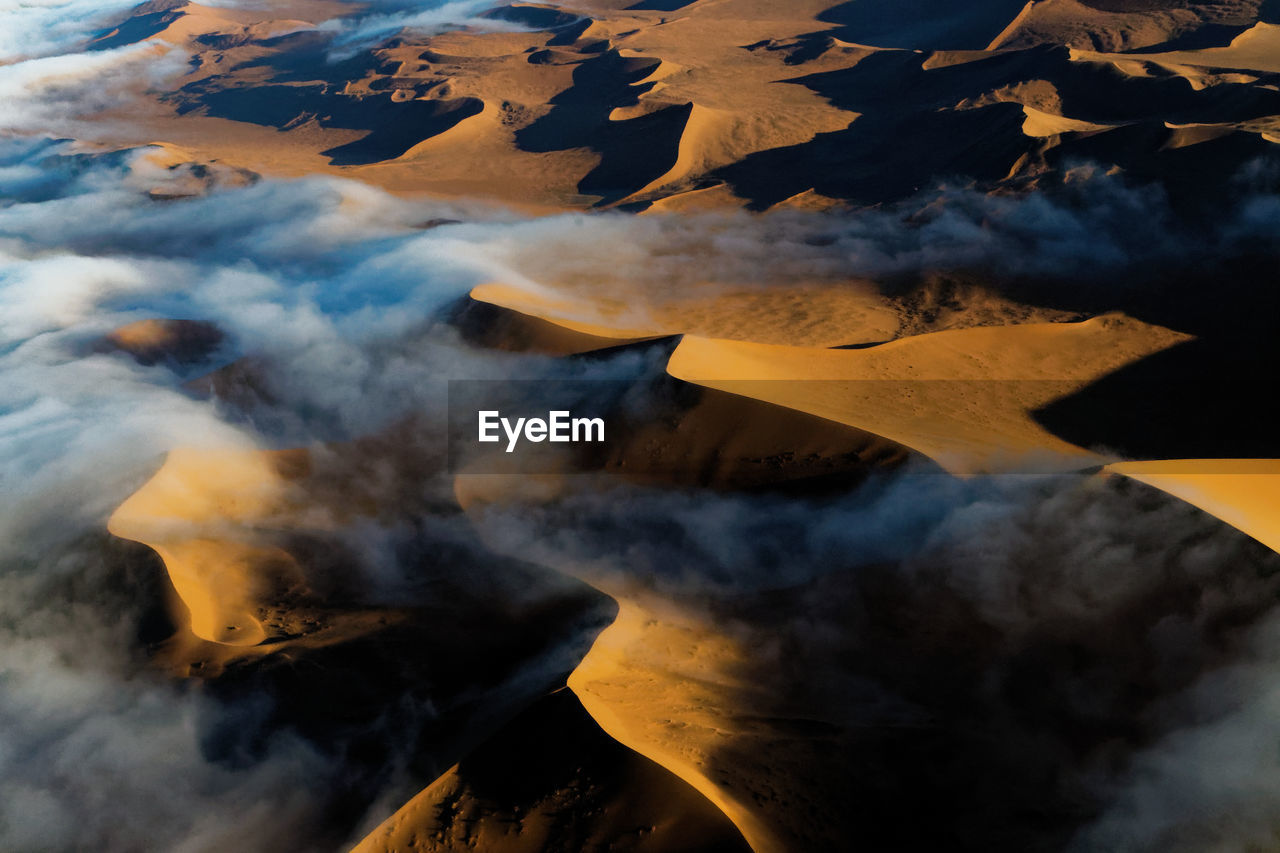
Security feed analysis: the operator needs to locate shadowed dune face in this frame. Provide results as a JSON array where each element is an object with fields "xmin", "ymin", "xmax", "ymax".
[
  {"xmin": 353, "ymin": 689, "xmax": 752, "ymax": 853},
  {"xmin": 817, "ymin": 0, "xmax": 1032, "ymax": 50}
]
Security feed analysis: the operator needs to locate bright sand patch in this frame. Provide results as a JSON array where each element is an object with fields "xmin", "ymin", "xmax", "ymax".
[
  {"xmin": 567, "ymin": 600, "xmax": 790, "ymax": 853},
  {"xmin": 470, "ymin": 274, "xmax": 1084, "ymax": 352},
  {"xmin": 666, "ymin": 314, "xmax": 1191, "ymax": 475},
  {"xmin": 1107, "ymin": 459, "xmax": 1280, "ymax": 554},
  {"xmin": 1021, "ymin": 104, "xmax": 1120, "ymax": 137},
  {"xmin": 102, "ymin": 317, "xmax": 224, "ymax": 364},
  {"xmin": 107, "ymin": 446, "xmax": 310, "ymax": 645},
  {"xmin": 470, "ymin": 280, "xmax": 902, "ymax": 347}
]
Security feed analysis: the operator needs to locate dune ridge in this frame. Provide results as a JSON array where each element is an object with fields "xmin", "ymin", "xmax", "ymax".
[
  {"xmin": 666, "ymin": 314, "xmax": 1190, "ymax": 475},
  {"xmin": 351, "ymin": 687, "xmax": 751, "ymax": 853},
  {"xmin": 107, "ymin": 446, "xmax": 310, "ymax": 645},
  {"xmin": 1107, "ymin": 459, "xmax": 1280, "ymax": 554}
]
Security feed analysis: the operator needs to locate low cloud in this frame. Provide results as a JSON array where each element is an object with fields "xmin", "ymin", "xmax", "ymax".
[
  {"xmin": 0, "ymin": 42, "xmax": 186, "ymax": 136},
  {"xmin": 317, "ymin": 0, "xmax": 524, "ymax": 60},
  {"xmin": 0, "ymin": 0, "xmax": 149, "ymax": 62},
  {"xmin": 467, "ymin": 468, "xmax": 1280, "ymax": 849}
]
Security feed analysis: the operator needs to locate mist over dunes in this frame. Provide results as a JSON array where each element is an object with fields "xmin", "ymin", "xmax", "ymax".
[{"xmin": 4, "ymin": 1, "xmax": 1280, "ymax": 851}]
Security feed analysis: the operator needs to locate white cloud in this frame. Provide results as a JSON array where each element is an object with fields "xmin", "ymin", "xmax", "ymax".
[
  {"xmin": 318, "ymin": 0, "xmax": 521, "ymax": 59},
  {"xmin": 0, "ymin": 0, "xmax": 147, "ymax": 62},
  {"xmin": 0, "ymin": 42, "xmax": 186, "ymax": 135}
]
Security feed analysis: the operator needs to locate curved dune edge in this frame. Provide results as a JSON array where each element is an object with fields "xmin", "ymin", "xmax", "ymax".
[
  {"xmin": 454, "ymin": 467, "xmax": 791, "ymax": 851},
  {"xmin": 107, "ymin": 446, "xmax": 309, "ymax": 645},
  {"xmin": 1020, "ymin": 104, "xmax": 1121, "ymax": 137},
  {"xmin": 568, "ymin": 601, "xmax": 785, "ymax": 853},
  {"xmin": 1106, "ymin": 459, "xmax": 1280, "ymax": 554},
  {"xmin": 1073, "ymin": 21, "xmax": 1280, "ymax": 76},
  {"xmin": 470, "ymin": 282, "xmax": 667, "ymax": 341},
  {"xmin": 666, "ymin": 313, "xmax": 1190, "ymax": 476},
  {"xmin": 105, "ymin": 434, "xmax": 425, "ymax": 657},
  {"xmin": 350, "ymin": 688, "xmax": 751, "ymax": 853},
  {"xmin": 469, "ymin": 280, "xmax": 902, "ymax": 347},
  {"xmin": 452, "ymin": 467, "xmax": 906, "ymax": 853},
  {"xmin": 452, "ymin": 479, "xmax": 845, "ymax": 853},
  {"xmin": 455, "ymin": 295, "xmax": 665, "ymax": 356},
  {"xmin": 470, "ymin": 276, "xmax": 1086, "ymax": 351}
]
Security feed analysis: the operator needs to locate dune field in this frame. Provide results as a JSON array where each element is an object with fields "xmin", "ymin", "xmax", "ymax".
[{"xmin": 4, "ymin": 0, "xmax": 1280, "ymax": 851}]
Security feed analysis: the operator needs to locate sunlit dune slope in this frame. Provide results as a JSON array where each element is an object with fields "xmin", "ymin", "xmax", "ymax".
[
  {"xmin": 1107, "ymin": 459, "xmax": 1280, "ymax": 553},
  {"xmin": 451, "ymin": 295, "xmax": 663, "ymax": 356},
  {"xmin": 454, "ymin": 461, "xmax": 1280, "ymax": 853},
  {"xmin": 469, "ymin": 280, "xmax": 902, "ymax": 346},
  {"xmin": 106, "ymin": 424, "xmax": 448, "ymax": 651},
  {"xmin": 666, "ymin": 314, "xmax": 1190, "ymax": 475},
  {"xmin": 108, "ymin": 446, "xmax": 309, "ymax": 645},
  {"xmin": 453, "ymin": 479, "xmax": 836, "ymax": 853},
  {"xmin": 352, "ymin": 688, "xmax": 750, "ymax": 853},
  {"xmin": 469, "ymin": 275, "xmax": 1080, "ymax": 349},
  {"xmin": 567, "ymin": 601, "xmax": 796, "ymax": 853}
]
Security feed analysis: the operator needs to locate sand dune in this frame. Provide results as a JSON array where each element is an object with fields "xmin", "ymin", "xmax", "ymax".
[
  {"xmin": 1020, "ymin": 103, "xmax": 1122, "ymax": 136},
  {"xmin": 452, "ymin": 453, "xmax": 1280, "ymax": 853},
  {"xmin": 1074, "ymin": 20, "xmax": 1280, "ymax": 74},
  {"xmin": 1107, "ymin": 459, "xmax": 1280, "ymax": 554},
  {"xmin": 58, "ymin": 0, "xmax": 1278, "ymax": 212},
  {"xmin": 451, "ymin": 477, "xmax": 848, "ymax": 853},
  {"xmin": 568, "ymin": 600, "xmax": 788, "ymax": 853},
  {"xmin": 450, "ymin": 295, "xmax": 662, "ymax": 356},
  {"xmin": 666, "ymin": 314, "xmax": 1190, "ymax": 475},
  {"xmin": 100, "ymin": 317, "xmax": 224, "ymax": 365},
  {"xmin": 106, "ymin": 426, "xmax": 445, "ymax": 653},
  {"xmin": 989, "ymin": 0, "xmax": 1266, "ymax": 52},
  {"xmin": 352, "ymin": 689, "xmax": 750, "ymax": 853},
  {"xmin": 105, "ymin": 433, "xmax": 620, "ymax": 838},
  {"xmin": 469, "ymin": 280, "xmax": 902, "ymax": 346},
  {"xmin": 107, "ymin": 446, "xmax": 309, "ymax": 645},
  {"xmin": 470, "ymin": 274, "xmax": 1082, "ymax": 351}
]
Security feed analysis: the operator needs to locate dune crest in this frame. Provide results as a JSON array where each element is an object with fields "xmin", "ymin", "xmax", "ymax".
[
  {"xmin": 471, "ymin": 272, "xmax": 1085, "ymax": 352},
  {"xmin": 470, "ymin": 279, "xmax": 902, "ymax": 347},
  {"xmin": 107, "ymin": 446, "xmax": 309, "ymax": 645},
  {"xmin": 1107, "ymin": 459, "xmax": 1280, "ymax": 554},
  {"xmin": 568, "ymin": 601, "xmax": 787, "ymax": 853},
  {"xmin": 351, "ymin": 688, "xmax": 751, "ymax": 853},
  {"xmin": 667, "ymin": 314, "xmax": 1191, "ymax": 475},
  {"xmin": 989, "ymin": 0, "xmax": 1266, "ymax": 52}
]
